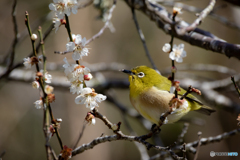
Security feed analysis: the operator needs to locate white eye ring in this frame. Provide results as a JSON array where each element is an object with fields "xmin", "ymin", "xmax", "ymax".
[{"xmin": 138, "ymin": 72, "xmax": 145, "ymax": 78}]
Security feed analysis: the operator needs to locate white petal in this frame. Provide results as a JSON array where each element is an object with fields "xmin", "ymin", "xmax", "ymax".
[
  {"xmin": 57, "ymin": 12, "xmax": 64, "ymax": 19},
  {"xmin": 49, "ymin": 3, "xmax": 56, "ymax": 11},
  {"xmin": 82, "ymin": 37, "xmax": 87, "ymax": 46},
  {"xmin": 83, "ymin": 67, "xmax": 91, "ymax": 74},
  {"xmin": 72, "ymin": 6, "xmax": 78, "ymax": 14},
  {"xmin": 81, "ymin": 48, "xmax": 88, "ymax": 56},
  {"xmin": 66, "ymin": 42, "xmax": 75, "ymax": 52},
  {"xmin": 65, "ymin": 9, "xmax": 71, "ymax": 16},
  {"xmin": 178, "ymin": 43, "xmax": 184, "ymax": 50},
  {"xmin": 90, "ymin": 101, "xmax": 98, "ymax": 110},
  {"xmin": 78, "ymin": 74, "xmax": 84, "ymax": 81},
  {"xmin": 176, "ymin": 57, "xmax": 183, "ymax": 63},
  {"xmin": 75, "ymin": 95, "xmax": 86, "ymax": 104},
  {"xmin": 91, "ymin": 118, "xmax": 96, "ymax": 125},
  {"xmin": 181, "ymin": 51, "xmax": 187, "ymax": 57},
  {"xmin": 169, "ymin": 52, "xmax": 175, "ymax": 60},
  {"xmin": 82, "ymin": 88, "xmax": 92, "ymax": 95},
  {"xmin": 75, "ymin": 35, "xmax": 82, "ymax": 45},
  {"xmin": 95, "ymin": 94, "xmax": 107, "ymax": 102},
  {"xmin": 170, "ymin": 86, "xmax": 175, "ymax": 94}
]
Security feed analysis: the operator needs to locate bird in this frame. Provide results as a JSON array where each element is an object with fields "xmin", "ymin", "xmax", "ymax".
[{"xmin": 122, "ymin": 66, "xmax": 215, "ymax": 125}]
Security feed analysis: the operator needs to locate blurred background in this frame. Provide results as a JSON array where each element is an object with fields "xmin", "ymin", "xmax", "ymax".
[{"xmin": 0, "ymin": 0, "xmax": 240, "ymax": 159}]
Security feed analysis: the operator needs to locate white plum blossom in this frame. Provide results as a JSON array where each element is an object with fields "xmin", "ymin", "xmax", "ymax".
[
  {"xmin": 66, "ymin": 34, "xmax": 89, "ymax": 61},
  {"xmin": 49, "ymin": 0, "xmax": 78, "ymax": 19},
  {"xmin": 23, "ymin": 55, "xmax": 43, "ymax": 69},
  {"xmin": 34, "ymin": 100, "xmax": 44, "ymax": 109},
  {"xmin": 63, "ymin": 57, "xmax": 91, "ymax": 83},
  {"xmin": 63, "ymin": 57, "xmax": 78, "ymax": 76},
  {"xmin": 32, "ymin": 81, "xmax": 40, "ymax": 89},
  {"xmin": 162, "ymin": 43, "xmax": 171, "ymax": 53},
  {"xmin": 169, "ymin": 44, "xmax": 186, "ymax": 63},
  {"xmin": 39, "ymin": 70, "xmax": 52, "ymax": 83},
  {"xmin": 70, "ymin": 83, "xmax": 83, "ymax": 94},
  {"xmin": 23, "ymin": 57, "xmax": 32, "ymax": 69},
  {"xmin": 53, "ymin": 17, "xmax": 62, "ymax": 33},
  {"xmin": 45, "ymin": 85, "xmax": 54, "ymax": 94},
  {"xmin": 75, "ymin": 88, "xmax": 107, "ymax": 110}
]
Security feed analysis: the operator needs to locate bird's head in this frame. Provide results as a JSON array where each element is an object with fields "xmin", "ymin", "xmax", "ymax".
[{"xmin": 122, "ymin": 66, "xmax": 163, "ymax": 90}]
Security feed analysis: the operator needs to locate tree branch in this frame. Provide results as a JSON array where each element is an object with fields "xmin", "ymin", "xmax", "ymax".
[{"xmin": 124, "ymin": 0, "xmax": 240, "ymax": 59}]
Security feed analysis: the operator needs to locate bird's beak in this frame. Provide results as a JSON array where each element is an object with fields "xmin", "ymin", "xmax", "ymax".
[{"xmin": 121, "ymin": 69, "xmax": 134, "ymax": 75}]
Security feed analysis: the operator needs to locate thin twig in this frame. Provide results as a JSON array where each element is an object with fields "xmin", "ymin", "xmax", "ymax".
[
  {"xmin": 0, "ymin": 23, "xmax": 54, "ymax": 80},
  {"xmin": 193, "ymin": 132, "xmax": 202, "ymax": 160},
  {"xmin": 54, "ymin": 50, "xmax": 72, "ymax": 55},
  {"xmin": 178, "ymin": 0, "xmax": 216, "ymax": 34},
  {"xmin": 231, "ymin": 76, "xmax": 240, "ymax": 98},
  {"xmin": 180, "ymin": 86, "xmax": 192, "ymax": 100},
  {"xmin": 182, "ymin": 143, "xmax": 186, "ymax": 159},
  {"xmin": 73, "ymin": 122, "xmax": 87, "ymax": 149},
  {"xmin": 8, "ymin": 0, "xmax": 18, "ymax": 70},
  {"xmin": 131, "ymin": 3, "xmax": 158, "ymax": 71},
  {"xmin": 85, "ymin": 0, "xmax": 116, "ymax": 45},
  {"xmin": 177, "ymin": 123, "xmax": 189, "ymax": 144}
]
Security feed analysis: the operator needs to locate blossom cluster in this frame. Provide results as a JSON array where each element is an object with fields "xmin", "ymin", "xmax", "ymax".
[
  {"xmin": 63, "ymin": 57, "xmax": 107, "ymax": 111},
  {"xmin": 49, "ymin": 0, "xmax": 78, "ymax": 19}
]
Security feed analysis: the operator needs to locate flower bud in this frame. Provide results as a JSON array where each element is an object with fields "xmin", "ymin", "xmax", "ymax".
[
  {"xmin": 31, "ymin": 34, "xmax": 38, "ymax": 40},
  {"xmin": 162, "ymin": 43, "xmax": 171, "ymax": 53},
  {"xmin": 84, "ymin": 73, "xmax": 93, "ymax": 81}
]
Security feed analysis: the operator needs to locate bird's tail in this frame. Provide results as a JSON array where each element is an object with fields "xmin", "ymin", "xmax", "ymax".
[{"xmin": 195, "ymin": 105, "xmax": 216, "ymax": 115}]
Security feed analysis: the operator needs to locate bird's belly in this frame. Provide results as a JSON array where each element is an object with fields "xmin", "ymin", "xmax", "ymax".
[{"xmin": 130, "ymin": 89, "xmax": 191, "ymax": 124}]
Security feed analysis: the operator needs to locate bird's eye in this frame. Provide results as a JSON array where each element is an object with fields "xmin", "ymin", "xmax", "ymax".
[{"xmin": 138, "ymin": 72, "xmax": 145, "ymax": 78}]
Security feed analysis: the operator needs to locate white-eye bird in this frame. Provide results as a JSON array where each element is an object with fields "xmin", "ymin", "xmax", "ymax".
[{"xmin": 122, "ymin": 66, "xmax": 215, "ymax": 125}]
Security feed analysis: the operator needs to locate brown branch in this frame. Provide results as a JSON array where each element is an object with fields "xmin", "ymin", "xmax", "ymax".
[
  {"xmin": 73, "ymin": 109, "xmax": 184, "ymax": 160},
  {"xmin": 124, "ymin": 0, "xmax": 240, "ymax": 60},
  {"xmin": 181, "ymin": 128, "xmax": 240, "ymax": 153}
]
